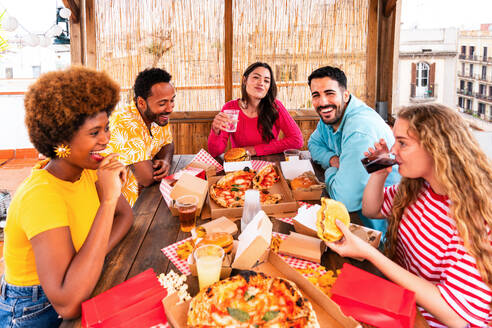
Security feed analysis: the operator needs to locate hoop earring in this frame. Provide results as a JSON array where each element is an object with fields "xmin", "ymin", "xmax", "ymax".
[{"xmin": 54, "ymin": 144, "xmax": 71, "ymax": 158}]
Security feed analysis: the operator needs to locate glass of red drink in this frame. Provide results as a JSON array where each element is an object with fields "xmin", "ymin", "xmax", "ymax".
[{"xmin": 361, "ymin": 155, "xmax": 397, "ymax": 174}]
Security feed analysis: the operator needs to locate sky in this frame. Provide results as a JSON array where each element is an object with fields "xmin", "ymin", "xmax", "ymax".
[{"xmin": 1, "ymin": 0, "xmax": 492, "ymax": 34}]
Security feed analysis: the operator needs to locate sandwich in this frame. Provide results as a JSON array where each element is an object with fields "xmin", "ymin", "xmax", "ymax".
[
  {"xmin": 290, "ymin": 172, "xmax": 318, "ymax": 190},
  {"xmin": 195, "ymin": 232, "xmax": 234, "ymax": 254},
  {"xmin": 224, "ymin": 147, "xmax": 249, "ymax": 162},
  {"xmin": 316, "ymin": 197, "xmax": 350, "ymax": 242}
]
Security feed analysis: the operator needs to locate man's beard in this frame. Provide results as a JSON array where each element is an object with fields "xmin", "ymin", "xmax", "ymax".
[
  {"xmin": 144, "ymin": 101, "xmax": 169, "ymax": 127},
  {"xmin": 317, "ymin": 102, "xmax": 344, "ymax": 126}
]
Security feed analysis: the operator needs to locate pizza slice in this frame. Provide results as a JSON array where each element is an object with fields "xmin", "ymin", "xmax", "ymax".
[
  {"xmin": 210, "ymin": 185, "xmax": 245, "ymax": 208},
  {"xmin": 216, "ymin": 168, "xmax": 256, "ymax": 190},
  {"xmin": 253, "ymin": 164, "xmax": 280, "ymax": 190},
  {"xmin": 259, "ymin": 190, "xmax": 282, "ymax": 205}
]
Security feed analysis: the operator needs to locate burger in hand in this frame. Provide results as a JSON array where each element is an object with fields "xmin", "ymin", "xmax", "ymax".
[
  {"xmin": 316, "ymin": 198, "xmax": 350, "ymax": 242},
  {"xmin": 195, "ymin": 232, "xmax": 234, "ymax": 254},
  {"xmin": 224, "ymin": 147, "xmax": 249, "ymax": 162}
]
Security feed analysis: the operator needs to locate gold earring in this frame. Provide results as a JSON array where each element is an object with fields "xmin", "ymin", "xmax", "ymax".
[{"xmin": 54, "ymin": 144, "xmax": 71, "ymax": 158}]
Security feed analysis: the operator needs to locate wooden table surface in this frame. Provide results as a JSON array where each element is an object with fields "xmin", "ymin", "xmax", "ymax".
[{"xmin": 61, "ymin": 153, "xmax": 428, "ymax": 328}]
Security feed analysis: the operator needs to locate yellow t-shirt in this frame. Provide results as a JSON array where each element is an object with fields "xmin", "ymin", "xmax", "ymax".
[
  {"xmin": 4, "ymin": 161, "xmax": 100, "ymax": 286},
  {"xmin": 104, "ymin": 102, "xmax": 173, "ymax": 206}
]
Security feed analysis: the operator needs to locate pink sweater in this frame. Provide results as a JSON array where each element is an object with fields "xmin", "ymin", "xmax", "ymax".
[{"xmin": 208, "ymin": 99, "xmax": 303, "ymax": 157}]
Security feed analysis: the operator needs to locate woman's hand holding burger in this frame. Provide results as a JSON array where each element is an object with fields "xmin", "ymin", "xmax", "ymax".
[{"xmin": 325, "ymin": 220, "xmax": 372, "ymax": 260}]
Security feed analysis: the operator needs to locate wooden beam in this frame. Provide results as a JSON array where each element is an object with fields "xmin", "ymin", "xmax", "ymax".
[
  {"xmin": 61, "ymin": 0, "xmax": 80, "ymax": 23},
  {"xmin": 84, "ymin": 0, "xmax": 96, "ymax": 67},
  {"xmin": 365, "ymin": 0, "xmax": 379, "ymax": 109},
  {"xmin": 224, "ymin": 0, "xmax": 233, "ymax": 102},
  {"xmin": 384, "ymin": 0, "xmax": 397, "ymax": 17}
]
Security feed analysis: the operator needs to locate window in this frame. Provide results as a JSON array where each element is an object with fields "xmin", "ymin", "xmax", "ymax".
[
  {"xmin": 479, "ymin": 84, "xmax": 485, "ymax": 95},
  {"xmin": 489, "ymin": 86, "xmax": 492, "ymax": 97},
  {"xmin": 470, "ymin": 46, "xmax": 475, "ymax": 56},
  {"xmin": 466, "ymin": 99, "xmax": 472, "ymax": 110},
  {"xmin": 458, "ymin": 97, "xmax": 464, "ymax": 108},
  {"xmin": 461, "ymin": 45, "xmax": 466, "ymax": 54},
  {"xmin": 460, "ymin": 80, "xmax": 465, "ymax": 90},
  {"xmin": 482, "ymin": 66, "xmax": 487, "ymax": 80},
  {"xmin": 470, "ymin": 64, "xmax": 474, "ymax": 77},
  {"xmin": 484, "ymin": 47, "xmax": 488, "ymax": 60},
  {"xmin": 32, "ymin": 66, "xmax": 41, "ymax": 78},
  {"xmin": 478, "ymin": 103, "xmax": 485, "ymax": 114},
  {"xmin": 5, "ymin": 67, "xmax": 13, "ymax": 79},
  {"xmin": 467, "ymin": 82, "xmax": 473, "ymax": 94},
  {"xmin": 416, "ymin": 62, "xmax": 429, "ymax": 87},
  {"xmin": 461, "ymin": 62, "xmax": 465, "ymax": 75}
]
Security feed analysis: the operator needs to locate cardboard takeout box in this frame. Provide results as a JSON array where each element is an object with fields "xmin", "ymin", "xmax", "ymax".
[
  {"xmin": 162, "ymin": 251, "xmax": 361, "ymax": 328},
  {"xmin": 280, "ymin": 160, "xmax": 325, "ymax": 200},
  {"xmin": 207, "ymin": 165, "xmax": 298, "ymax": 219},
  {"xmin": 169, "ymin": 173, "xmax": 208, "ymax": 216},
  {"xmin": 278, "ymin": 231, "xmax": 326, "ymax": 263}
]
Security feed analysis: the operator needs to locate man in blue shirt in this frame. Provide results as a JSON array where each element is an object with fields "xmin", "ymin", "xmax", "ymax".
[{"xmin": 308, "ymin": 66, "xmax": 400, "ymax": 235}]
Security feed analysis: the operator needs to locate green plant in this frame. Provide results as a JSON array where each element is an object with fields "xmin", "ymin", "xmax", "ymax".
[{"xmin": 0, "ymin": 11, "xmax": 9, "ymax": 55}]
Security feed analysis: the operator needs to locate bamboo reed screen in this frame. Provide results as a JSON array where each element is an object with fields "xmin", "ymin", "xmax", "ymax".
[{"xmin": 95, "ymin": 0, "xmax": 369, "ymax": 111}]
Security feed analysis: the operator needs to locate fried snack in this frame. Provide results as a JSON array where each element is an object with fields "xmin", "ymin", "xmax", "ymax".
[
  {"xmin": 176, "ymin": 239, "xmax": 195, "ymax": 260},
  {"xmin": 316, "ymin": 198, "xmax": 350, "ymax": 242},
  {"xmin": 270, "ymin": 235, "xmax": 282, "ymax": 253},
  {"xmin": 224, "ymin": 147, "xmax": 249, "ymax": 162},
  {"xmin": 296, "ymin": 266, "xmax": 341, "ymax": 297}
]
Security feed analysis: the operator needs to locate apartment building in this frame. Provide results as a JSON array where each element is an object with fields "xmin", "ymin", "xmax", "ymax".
[
  {"xmin": 397, "ymin": 28, "xmax": 458, "ymax": 110},
  {"xmin": 457, "ymin": 25, "xmax": 492, "ymax": 122}
]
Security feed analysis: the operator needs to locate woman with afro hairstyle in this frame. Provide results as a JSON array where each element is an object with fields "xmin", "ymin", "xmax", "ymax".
[
  {"xmin": 208, "ymin": 62, "xmax": 303, "ymax": 157},
  {"xmin": 1, "ymin": 66, "xmax": 134, "ymax": 327},
  {"xmin": 327, "ymin": 103, "xmax": 492, "ymax": 327}
]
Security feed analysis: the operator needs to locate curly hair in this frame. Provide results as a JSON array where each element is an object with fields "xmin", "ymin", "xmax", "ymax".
[
  {"xmin": 240, "ymin": 62, "xmax": 278, "ymax": 143},
  {"xmin": 133, "ymin": 68, "xmax": 172, "ymax": 101},
  {"xmin": 307, "ymin": 66, "xmax": 347, "ymax": 89},
  {"xmin": 24, "ymin": 66, "xmax": 120, "ymax": 158},
  {"xmin": 385, "ymin": 103, "xmax": 492, "ymax": 295}
]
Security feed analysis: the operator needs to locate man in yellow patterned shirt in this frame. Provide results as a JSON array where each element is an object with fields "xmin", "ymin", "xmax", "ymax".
[{"xmin": 105, "ymin": 68, "xmax": 175, "ymax": 206}]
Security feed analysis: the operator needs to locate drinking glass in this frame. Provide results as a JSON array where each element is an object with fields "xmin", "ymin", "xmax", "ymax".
[
  {"xmin": 223, "ymin": 109, "xmax": 239, "ymax": 132},
  {"xmin": 361, "ymin": 155, "xmax": 397, "ymax": 173},
  {"xmin": 284, "ymin": 149, "xmax": 301, "ymax": 161},
  {"xmin": 194, "ymin": 244, "xmax": 224, "ymax": 290},
  {"xmin": 175, "ymin": 195, "xmax": 198, "ymax": 232}
]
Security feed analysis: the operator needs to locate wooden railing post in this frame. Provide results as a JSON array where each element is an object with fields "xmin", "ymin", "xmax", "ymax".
[{"xmin": 224, "ymin": 0, "xmax": 233, "ymax": 102}]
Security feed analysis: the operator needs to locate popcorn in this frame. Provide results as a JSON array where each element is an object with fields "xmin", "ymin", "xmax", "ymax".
[{"xmin": 158, "ymin": 270, "xmax": 191, "ymax": 303}]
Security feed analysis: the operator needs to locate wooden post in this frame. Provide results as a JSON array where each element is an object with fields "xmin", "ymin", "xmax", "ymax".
[
  {"xmin": 224, "ymin": 0, "xmax": 233, "ymax": 102},
  {"xmin": 62, "ymin": 0, "xmax": 83, "ymax": 65},
  {"xmin": 377, "ymin": 0, "xmax": 401, "ymax": 118},
  {"xmin": 84, "ymin": 0, "xmax": 97, "ymax": 68},
  {"xmin": 366, "ymin": 0, "xmax": 379, "ymax": 109}
]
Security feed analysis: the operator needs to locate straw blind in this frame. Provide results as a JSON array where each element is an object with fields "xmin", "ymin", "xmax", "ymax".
[{"xmin": 95, "ymin": 0, "xmax": 369, "ymax": 111}]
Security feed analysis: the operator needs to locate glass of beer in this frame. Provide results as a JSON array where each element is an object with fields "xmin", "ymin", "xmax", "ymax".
[
  {"xmin": 175, "ymin": 195, "xmax": 198, "ymax": 232},
  {"xmin": 194, "ymin": 244, "xmax": 224, "ymax": 290},
  {"xmin": 284, "ymin": 149, "xmax": 300, "ymax": 161}
]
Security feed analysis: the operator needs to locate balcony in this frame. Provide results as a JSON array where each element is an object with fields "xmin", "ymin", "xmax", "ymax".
[
  {"xmin": 459, "ymin": 54, "xmax": 466, "ymax": 60},
  {"xmin": 411, "ymin": 84, "xmax": 437, "ymax": 102},
  {"xmin": 457, "ymin": 89, "xmax": 474, "ymax": 97},
  {"xmin": 475, "ymin": 92, "xmax": 487, "ymax": 100}
]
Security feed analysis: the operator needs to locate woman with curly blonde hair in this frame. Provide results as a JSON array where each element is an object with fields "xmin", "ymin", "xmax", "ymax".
[
  {"xmin": 0, "ymin": 67, "xmax": 134, "ymax": 327},
  {"xmin": 327, "ymin": 103, "xmax": 492, "ymax": 327}
]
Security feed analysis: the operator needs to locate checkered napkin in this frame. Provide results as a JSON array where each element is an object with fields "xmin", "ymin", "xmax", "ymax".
[
  {"xmin": 190, "ymin": 149, "xmax": 223, "ymax": 172},
  {"xmin": 251, "ymin": 160, "xmax": 273, "ymax": 171},
  {"xmin": 164, "ymin": 166, "xmax": 204, "ymax": 181},
  {"xmin": 159, "ymin": 180, "xmax": 174, "ymax": 208},
  {"xmin": 161, "ymin": 237, "xmax": 193, "ymax": 276}
]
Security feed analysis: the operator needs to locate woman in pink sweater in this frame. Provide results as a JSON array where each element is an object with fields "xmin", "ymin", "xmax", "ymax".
[{"xmin": 208, "ymin": 62, "xmax": 303, "ymax": 157}]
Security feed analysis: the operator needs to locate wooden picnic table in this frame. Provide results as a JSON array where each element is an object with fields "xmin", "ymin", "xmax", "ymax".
[{"xmin": 61, "ymin": 153, "xmax": 428, "ymax": 328}]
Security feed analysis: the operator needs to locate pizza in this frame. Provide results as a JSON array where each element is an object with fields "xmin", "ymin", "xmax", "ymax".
[
  {"xmin": 210, "ymin": 186, "xmax": 282, "ymax": 208},
  {"xmin": 187, "ymin": 270, "xmax": 320, "ymax": 328},
  {"xmin": 253, "ymin": 164, "xmax": 280, "ymax": 190},
  {"xmin": 210, "ymin": 166, "xmax": 282, "ymax": 208}
]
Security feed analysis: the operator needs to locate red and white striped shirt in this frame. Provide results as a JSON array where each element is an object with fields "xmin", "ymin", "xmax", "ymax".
[{"xmin": 382, "ymin": 183, "xmax": 492, "ymax": 327}]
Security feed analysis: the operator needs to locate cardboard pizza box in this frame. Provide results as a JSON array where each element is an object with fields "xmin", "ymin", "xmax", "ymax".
[
  {"xmin": 232, "ymin": 211, "xmax": 272, "ymax": 270},
  {"xmin": 161, "ymin": 251, "xmax": 361, "ymax": 328},
  {"xmin": 207, "ymin": 165, "xmax": 298, "ymax": 219},
  {"xmin": 169, "ymin": 173, "xmax": 208, "ymax": 216},
  {"xmin": 280, "ymin": 160, "xmax": 325, "ymax": 201},
  {"xmin": 278, "ymin": 231, "xmax": 326, "ymax": 263}
]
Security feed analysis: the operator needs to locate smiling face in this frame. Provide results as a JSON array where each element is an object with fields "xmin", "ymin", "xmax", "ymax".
[
  {"xmin": 310, "ymin": 77, "xmax": 350, "ymax": 131},
  {"xmin": 137, "ymin": 82, "xmax": 176, "ymax": 127},
  {"xmin": 243, "ymin": 66, "xmax": 271, "ymax": 101},
  {"xmin": 391, "ymin": 118, "xmax": 435, "ymax": 181},
  {"xmin": 64, "ymin": 111, "xmax": 111, "ymax": 171}
]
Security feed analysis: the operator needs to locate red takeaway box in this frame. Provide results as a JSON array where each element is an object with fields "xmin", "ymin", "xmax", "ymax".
[
  {"xmin": 331, "ymin": 263, "xmax": 417, "ymax": 328},
  {"xmin": 81, "ymin": 268, "xmax": 167, "ymax": 328}
]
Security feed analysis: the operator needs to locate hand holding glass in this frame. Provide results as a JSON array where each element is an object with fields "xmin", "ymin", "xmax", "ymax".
[
  {"xmin": 194, "ymin": 244, "xmax": 224, "ymax": 290},
  {"xmin": 223, "ymin": 109, "xmax": 239, "ymax": 132},
  {"xmin": 175, "ymin": 195, "xmax": 198, "ymax": 232},
  {"xmin": 361, "ymin": 139, "xmax": 397, "ymax": 173}
]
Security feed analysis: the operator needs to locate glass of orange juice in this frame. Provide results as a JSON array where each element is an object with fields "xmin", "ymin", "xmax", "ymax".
[{"xmin": 194, "ymin": 244, "xmax": 224, "ymax": 290}]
